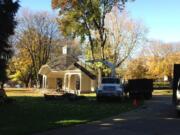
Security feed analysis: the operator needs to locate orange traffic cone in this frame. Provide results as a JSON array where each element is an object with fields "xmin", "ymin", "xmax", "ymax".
[{"xmin": 133, "ymin": 99, "xmax": 138, "ymax": 107}]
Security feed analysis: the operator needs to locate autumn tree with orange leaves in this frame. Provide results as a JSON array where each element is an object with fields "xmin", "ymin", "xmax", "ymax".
[{"xmin": 125, "ymin": 41, "xmax": 180, "ymax": 80}]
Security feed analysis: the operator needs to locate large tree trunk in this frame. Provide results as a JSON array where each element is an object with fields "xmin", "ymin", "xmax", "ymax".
[
  {"xmin": 98, "ymin": 68, "xmax": 102, "ymax": 88},
  {"xmin": 1, "ymin": 83, "xmax": 4, "ymax": 89},
  {"xmin": 25, "ymin": 81, "xmax": 29, "ymax": 88},
  {"xmin": 36, "ymin": 74, "xmax": 43, "ymax": 88}
]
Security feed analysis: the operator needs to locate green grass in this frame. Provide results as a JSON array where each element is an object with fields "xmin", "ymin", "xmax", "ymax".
[
  {"xmin": 153, "ymin": 81, "xmax": 171, "ymax": 88},
  {"xmin": 153, "ymin": 89, "xmax": 172, "ymax": 96},
  {"xmin": 0, "ymin": 90, "xmax": 134, "ymax": 135}
]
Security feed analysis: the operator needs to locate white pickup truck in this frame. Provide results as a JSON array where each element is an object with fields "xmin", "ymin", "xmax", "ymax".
[{"xmin": 96, "ymin": 77, "xmax": 124, "ymax": 100}]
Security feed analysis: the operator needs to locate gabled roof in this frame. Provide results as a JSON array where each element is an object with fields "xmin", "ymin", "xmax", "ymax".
[
  {"xmin": 39, "ymin": 65, "xmax": 51, "ymax": 75},
  {"xmin": 48, "ymin": 55, "xmax": 77, "ymax": 71}
]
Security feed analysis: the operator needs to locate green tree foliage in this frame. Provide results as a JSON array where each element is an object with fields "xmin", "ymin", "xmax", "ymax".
[
  {"xmin": 52, "ymin": 0, "xmax": 133, "ymax": 61},
  {"xmin": 0, "ymin": 0, "xmax": 19, "ymax": 88},
  {"xmin": 52, "ymin": 0, "xmax": 136, "ymax": 77},
  {"xmin": 9, "ymin": 49, "xmax": 33, "ymax": 87}
]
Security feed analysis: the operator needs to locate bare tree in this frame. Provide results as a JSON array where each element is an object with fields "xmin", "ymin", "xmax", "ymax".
[
  {"xmin": 15, "ymin": 10, "xmax": 59, "ymax": 87},
  {"xmin": 141, "ymin": 40, "xmax": 175, "ymax": 58},
  {"xmin": 105, "ymin": 8, "xmax": 147, "ymax": 68}
]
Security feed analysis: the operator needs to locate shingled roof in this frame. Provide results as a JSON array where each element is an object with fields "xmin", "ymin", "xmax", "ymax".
[{"xmin": 48, "ymin": 55, "xmax": 77, "ymax": 71}]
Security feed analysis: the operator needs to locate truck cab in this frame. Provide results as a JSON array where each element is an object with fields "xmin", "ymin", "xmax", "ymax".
[{"xmin": 96, "ymin": 77, "xmax": 124, "ymax": 100}]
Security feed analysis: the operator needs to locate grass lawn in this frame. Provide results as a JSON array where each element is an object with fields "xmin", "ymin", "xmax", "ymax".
[
  {"xmin": 153, "ymin": 89, "xmax": 172, "ymax": 96},
  {"xmin": 0, "ymin": 89, "xmax": 134, "ymax": 135}
]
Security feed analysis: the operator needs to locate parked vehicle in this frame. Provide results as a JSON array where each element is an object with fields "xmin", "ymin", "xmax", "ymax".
[
  {"xmin": 127, "ymin": 79, "xmax": 153, "ymax": 99},
  {"xmin": 96, "ymin": 77, "xmax": 124, "ymax": 100},
  {"xmin": 172, "ymin": 64, "xmax": 180, "ymax": 114},
  {"xmin": 176, "ymin": 79, "xmax": 180, "ymax": 106}
]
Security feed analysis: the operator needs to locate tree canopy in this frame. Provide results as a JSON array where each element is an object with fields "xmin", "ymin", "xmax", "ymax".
[
  {"xmin": 10, "ymin": 10, "xmax": 60, "ymax": 87},
  {"xmin": 52, "ymin": 0, "xmax": 138, "ymax": 77},
  {"xmin": 52, "ymin": 0, "xmax": 134, "ymax": 61},
  {"xmin": 124, "ymin": 41, "xmax": 180, "ymax": 80}
]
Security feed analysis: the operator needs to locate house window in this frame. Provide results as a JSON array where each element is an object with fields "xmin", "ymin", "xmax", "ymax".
[
  {"xmin": 62, "ymin": 46, "xmax": 67, "ymax": 55},
  {"xmin": 76, "ymin": 79, "xmax": 80, "ymax": 90}
]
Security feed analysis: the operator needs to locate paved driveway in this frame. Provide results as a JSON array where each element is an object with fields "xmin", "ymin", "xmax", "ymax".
[{"xmin": 33, "ymin": 95, "xmax": 180, "ymax": 135}]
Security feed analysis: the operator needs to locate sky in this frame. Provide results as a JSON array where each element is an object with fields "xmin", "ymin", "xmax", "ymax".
[{"xmin": 19, "ymin": 0, "xmax": 180, "ymax": 43}]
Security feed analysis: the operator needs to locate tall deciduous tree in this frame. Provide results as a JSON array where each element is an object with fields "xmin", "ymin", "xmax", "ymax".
[
  {"xmin": 14, "ymin": 10, "xmax": 59, "ymax": 87},
  {"xmin": 52, "ymin": 0, "xmax": 133, "ymax": 61},
  {"xmin": 0, "ymin": 0, "xmax": 19, "ymax": 89},
  {"xmin": 105, "ymin": 9, "xmax": 147, "ymax": 67}
]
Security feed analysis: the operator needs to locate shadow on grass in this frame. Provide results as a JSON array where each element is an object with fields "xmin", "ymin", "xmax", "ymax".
[
  {"xmin": 0, "ymin": 96, "xmax": 134, "ymax": 135},
  {"xmin": 32, "ymin": 95, "xmax": 180, "ymax": 135}
]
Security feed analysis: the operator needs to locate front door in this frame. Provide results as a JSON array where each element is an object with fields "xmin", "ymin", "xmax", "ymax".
[{"xmin": 57, "ymin": 78, "xmax": 63, "ymax": 91}]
